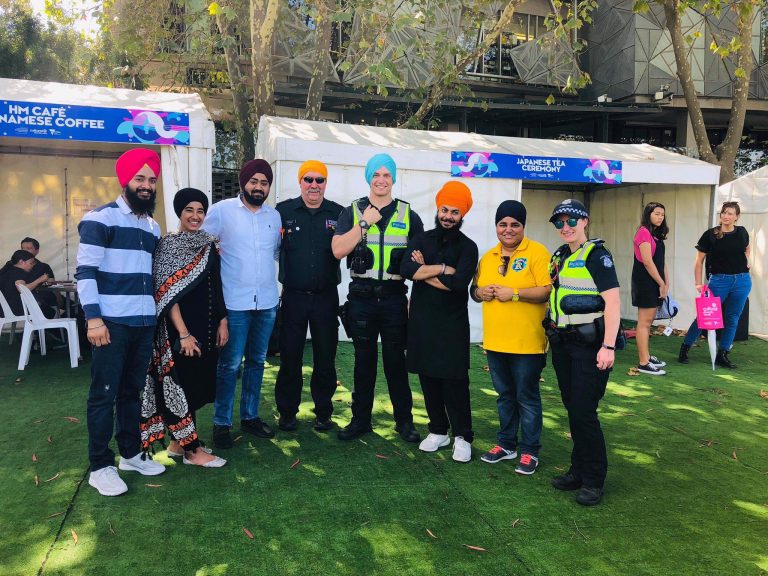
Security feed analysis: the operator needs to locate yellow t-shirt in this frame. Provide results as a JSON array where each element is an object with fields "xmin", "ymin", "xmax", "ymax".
[{"xmin": 476, "ymin": 237, "xmax": 551, "ymax": 354}]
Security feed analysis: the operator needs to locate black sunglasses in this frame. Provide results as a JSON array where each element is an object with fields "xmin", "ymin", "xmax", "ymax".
[
  {"xmin": 498, "ymin": 255, "xmax": 510, "ymax": 277},
  {"xmin": 553, "ymin": 217, "xmax": 580, "ymax": 229},
  {"xmin": 303, "ymin": 176, "xmax": 326, "ymax": 184}
]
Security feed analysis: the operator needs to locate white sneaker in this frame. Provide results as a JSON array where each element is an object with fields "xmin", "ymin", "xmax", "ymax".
[
  {"xmin": 183, "ymin": 454, "xmax": 227, "ymax": 468},
  {"xmin": 88, "ymin": 466, "xmax": 128, "ymax": 496},
  {"xmin": 418, "ymin": 433, "xmax": 451, "ymax": 453},
  {"xmin": 452, "ymin": 436, "xmax": 472, "ymax": 463},
  {"xmin": 119, "ymin": 452, "xmax": 166, "ymax": 476}
]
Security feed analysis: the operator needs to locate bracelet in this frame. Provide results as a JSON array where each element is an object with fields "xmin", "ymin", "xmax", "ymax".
[
  {"xmin": 179, "ymin": 333, "xmax": 192, "ymax": 340},
  {"xmin": 87, "ymin": 324, "xmax": 105, "ymax": 331},
  {"xmin": 441, "ymin": 263, "xmax": 446, "ymax": 275},
  {"xmin": 601, "ymin": 343, "xmax": 615, "ymax": 351}
]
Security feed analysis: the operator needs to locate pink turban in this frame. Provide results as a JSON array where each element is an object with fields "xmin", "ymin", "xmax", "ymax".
[{"xmin": 115, "ymin": 148, "xmax": 161, "ymax": 187}]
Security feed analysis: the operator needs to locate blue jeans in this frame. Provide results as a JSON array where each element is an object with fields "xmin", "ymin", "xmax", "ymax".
[
  {"xmin": 486, "ymin": 351, "xmax": 545, "ymax": 456},
  {"xmin": 87, "ymin": 322, "xmax": 154, "ymax": 471},
  {"xmin": 684, "ymin": 273, "xmax": 752, "ymax": 351},
  {"xmin": 214, "ymin": 306, "xmax": 277, "ymax": 427}
]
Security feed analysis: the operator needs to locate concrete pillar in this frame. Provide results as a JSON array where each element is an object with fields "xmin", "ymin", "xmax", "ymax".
[{"xmin": 676, "ymin": 110, "xmax": 695, "ymax": 148}]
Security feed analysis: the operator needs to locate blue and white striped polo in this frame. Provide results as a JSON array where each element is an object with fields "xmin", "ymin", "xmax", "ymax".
[{"xmin": 75, "ymin": 195, "xmax": 160, "ymax": 326}]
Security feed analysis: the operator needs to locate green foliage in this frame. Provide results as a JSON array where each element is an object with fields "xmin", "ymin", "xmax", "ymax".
[{"xmin": 0, "ymin": 5, "xmax": 86, "ymax": 83}]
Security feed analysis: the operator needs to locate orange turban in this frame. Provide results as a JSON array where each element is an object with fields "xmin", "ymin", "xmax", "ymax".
[
  {"xmin": 115, "ymin": 148, "xmax": 161, "ymax": 187},
  {"xmin": 298, "ymin": 160, "xmax": 328, "ymax": 183},
  {"xmin": 435, "ymin": 181, "xmax": 473, "ymax": 216}
]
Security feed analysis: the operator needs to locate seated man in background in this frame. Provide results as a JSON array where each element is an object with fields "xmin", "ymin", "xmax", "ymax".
[
  {"xmin": 0, "ymin": 250, "xmax": 50, "ymax": 316},
  {"xmin": 20, "ymin": 237, "xmax": 59, "ymax": 316}
]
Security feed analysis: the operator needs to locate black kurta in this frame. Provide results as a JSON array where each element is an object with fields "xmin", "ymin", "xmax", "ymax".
[{"xmin": 401, "ymin": 227, "xmax": 478, "ymax": 379}]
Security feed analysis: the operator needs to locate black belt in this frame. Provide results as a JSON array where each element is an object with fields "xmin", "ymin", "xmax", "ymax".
[{"xmin": 349, "ymin": 280, "xmax": 406, "ymax": 297}]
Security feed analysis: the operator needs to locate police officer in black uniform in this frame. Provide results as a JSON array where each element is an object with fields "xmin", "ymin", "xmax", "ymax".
[
  {"xmin": 275, "ymin": 160, "xmax": 344, "ymax": 432},
  {"xmin": 332, "ymin": 153, "xmax": 424, "ymax": 442}
]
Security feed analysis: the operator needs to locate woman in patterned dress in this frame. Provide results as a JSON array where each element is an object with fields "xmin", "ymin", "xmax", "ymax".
[{"xmin": 141, "ymin": 188, "xmax": 227, "ymax": 467}]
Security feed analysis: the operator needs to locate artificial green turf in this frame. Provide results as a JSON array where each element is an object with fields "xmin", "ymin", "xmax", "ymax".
[{"xmin": 1, "ymin": 334, "xmax": 766, "ymax": 576}]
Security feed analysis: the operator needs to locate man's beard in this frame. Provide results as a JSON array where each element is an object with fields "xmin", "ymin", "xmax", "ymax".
[
  {"xmin": 242, "ymin": 191, "xmax": 266, "ymax": 207},
  {"xmin": 434, "ymin": 215, "xmax": 463, "ymax": 241},
  {"xmin": 123, "ymin": 185, "xmax": 156, "ymax": 215}
]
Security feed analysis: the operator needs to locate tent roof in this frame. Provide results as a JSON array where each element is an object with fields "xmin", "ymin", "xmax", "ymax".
[
  {"xmin": 717, "ymin": 164, "xmax": 768, "ymax": 213},
  {"xmin": 259, "ymin": 116, "xmax": 720, "ymax": 186},
  {"xmin": 0, "ymin": 77, "xmax": 214, "ymax": 149}
]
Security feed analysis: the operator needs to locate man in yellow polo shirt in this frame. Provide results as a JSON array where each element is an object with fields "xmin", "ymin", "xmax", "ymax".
[{"xmin": 471, "ymin": 200, "xmax": 551, "ymax": 475}]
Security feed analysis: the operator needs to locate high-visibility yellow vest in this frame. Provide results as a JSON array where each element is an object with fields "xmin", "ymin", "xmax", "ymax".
[
  {"xmin": 351, "ymin": 199, "xmax": 410, "ymax": 281},
  {"xmin": 549, "ymin": 240, "xmax": 604, "ymax": 327}
]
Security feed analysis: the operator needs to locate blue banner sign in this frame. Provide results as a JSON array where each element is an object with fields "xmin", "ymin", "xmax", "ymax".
[
  {"xmin": 451, "ymin": 151, "xmax": 622, "ymax": 184},
  {"xmin": 0, "ymin": 100, "xmax": 190, "ymax": 146}
]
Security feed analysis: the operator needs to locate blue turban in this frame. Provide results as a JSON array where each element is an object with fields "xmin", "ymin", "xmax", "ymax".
[{"xmin": 365, "ymin": 153, "xmax": 397, "ymax": 185}]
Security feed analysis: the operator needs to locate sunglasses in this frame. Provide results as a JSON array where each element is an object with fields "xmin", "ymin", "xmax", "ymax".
[
  {"xmin": 303, "ymin": 176, "xmax": 326, "ymax": 184},
  {"xmin": 553, "ymin": 217, "xmax": 580, "ymax": 229},
  {"xmin": 498, "ymin": 255, "xmax": 510, "ymax": 277}
]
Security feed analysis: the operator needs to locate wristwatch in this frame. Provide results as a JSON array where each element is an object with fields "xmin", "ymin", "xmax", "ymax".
[
  {"xmin": 512, "ymin": 288, "xmax": 520, "ymax": 302},
  {"xmin": 359, "ymin": 220, "xmax": 370, "ymax": 230}
]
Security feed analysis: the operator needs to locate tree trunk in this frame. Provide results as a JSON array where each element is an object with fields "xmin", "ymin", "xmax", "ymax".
[
  {"xmin": 250, "ymin": 0, "xmax": 279, "ymax": 130},
  {"xmin": 304, "ymin": 0, "xmax": 334, "ymax": 120},
  {"xmin": 714, "ymin": 3, "xmax": 757, "ymax": 184},
  {"xmin": 399, "ymin": 0, "xmax": 521, "ymax": 128},
  {"xmin": 663, "ymin": 0, "xmax": 718, "ymax": 166},
  {"xmin": 215, "ymin": 6, "xmax": 254, "ymax": 165}
]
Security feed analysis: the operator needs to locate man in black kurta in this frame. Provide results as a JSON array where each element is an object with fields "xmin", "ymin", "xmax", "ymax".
[
  {"xmin": 401, "ymin": 181, "xmax": 478, "ymax": 462},
  {"xmin": 275, "ymin": 160, "xmax": 344, "ymax": 432}
]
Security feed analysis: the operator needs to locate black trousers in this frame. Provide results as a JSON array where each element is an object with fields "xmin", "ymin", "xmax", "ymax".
[
  {"xmin": 347, "ymin": 292, "xmax": 413, "ymax": 425},
  {"xmin": 274, "ymin": 288, "xmax": 339, "ymax": 420},
  {"xmin": 419, "ymin": 374, "xmax": 473, "ymax": 442},
  {"xmin": 550, "ymin": 341, "xmax": 610, "ymax": 488}
]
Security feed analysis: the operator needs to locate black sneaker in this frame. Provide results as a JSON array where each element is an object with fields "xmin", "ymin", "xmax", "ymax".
[
  {"xmin": 338, "ymin": 420, "xmax": 372, "ymax": 441},
  {"xmin": 241, "ymin": 418, "xmax": 275, "ymax": 439},
  {"xmin": 514, "ymin": 453, "xmax": 539, "ymax": 475},
  {"xmin": 715, "ymin": 350, "xmax": 737, "ymax": 369},
  {"xmin": 313, "ymin": 417, "xmax": 334, "ymax": 432},
  {"xmin": 648, "ymin": 355, "xmax": 667, "ymax": 368},
  {"xmin": 212, "ymin": 425, "xmax": 233, "ymax": 449},
  {"xmin": 480, "ymin": 445, "xmax": 517, "ymax": 464},
  {"xmin": 394, "ymin": 421, "xmax": 420, "ymax": 443},
  {"xmin": 637, "ymin": 363, "xmax": 666, "ymax": 375},
  {"xmin": 575, "ymin": 485, "xmax": 604, "ymax": 506},
  {"xmin": 551, "ymin": 472, "xmax": 582, "ymax": 491},
  {"xmin": 278, "ymin": 415, "xmax": 298, "ymax": 432}
]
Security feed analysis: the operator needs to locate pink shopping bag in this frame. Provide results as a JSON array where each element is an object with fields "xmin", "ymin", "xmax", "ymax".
[{"xmin": 695, "ymin": 285, "xmax": 724, "ymax": 330}]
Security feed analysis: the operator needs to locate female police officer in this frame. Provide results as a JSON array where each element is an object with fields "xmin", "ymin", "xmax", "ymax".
[{"xmin": 545, "ymin": 199, "xmax": 620, "ymax": 506}]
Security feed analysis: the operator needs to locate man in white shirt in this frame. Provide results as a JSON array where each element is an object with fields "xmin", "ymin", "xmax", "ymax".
[{"xmin": 202, "ymin": 159, "xmax": 282, "ymax": 449}]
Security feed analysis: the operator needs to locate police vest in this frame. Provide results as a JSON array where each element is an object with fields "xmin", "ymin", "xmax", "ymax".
[
  {"xmin": 549, "ymin": 240, "xmax": 604, "ymax": 328},
  {"xmin": 351, "ymin": 199, "xmax": 410, "ymax": 281}
]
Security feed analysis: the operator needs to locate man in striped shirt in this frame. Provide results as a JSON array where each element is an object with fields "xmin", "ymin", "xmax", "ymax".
[{"xmin": 76, "ymin": 148, "xmax": 166, "ymax": 496}]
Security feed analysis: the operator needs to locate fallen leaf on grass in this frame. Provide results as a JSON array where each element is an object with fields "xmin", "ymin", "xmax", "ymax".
[
  {"xmin": 144, "ymin": 484, "xmax": 163, "ymax": 488},
  {"xmin": 44, "ymin": 473, "xmax": 61, "ymax": 483},
  {"xmin": 45, "ymin": 512, "xmax": 64, "ymax": 519},
  {"xmin": 336, "ymin": 380, "xmax": 342, "ymax": 387},
  {"xmin": 512, "ymin": 518, "xmax": 521, "ymax": 528},
  {"xmin": 655, "ymin": 451, "xmax": 660, "ymax": 459},
  {"xmin": 393, "ymin": 450, "xmax": 403, "ymax": 457},
  {"xmin": 14, "ymin": 377, "xmax": 22, "ymax": 383},
  {"xmin": 375, "ymin": 454, "xmax": 389, "ymax": 459},
  {"xmin": 243, "ymin": 527, "xmax": 254, "ymax": 539},
  {"xmin": 759, "ymin": 390, "xmax": 768, "ymax": 399},
  {"xmin": 108, "ymin": 521, "xmax": 116, "ymax": 535},
  {"xmin": 539, "ymin": 377, "xmax": 545, "ymax": 382},
  {"xmin": 462, "ymin": 544, "xmax": 487, "ymax": 552},
  {"xmin": 290, "ymin": 458, "xmax": 301, "ymax": 469},
  {"xmin": 34, "ymin": 419, "xmax": 45, "ymax": 424},
  {"xmin": 627, "ymin": 367, "xmax": 640, "ymax": 376},
  {"xmin": 233, "ymin": 435, "xmax": 243, "ymax": 443},
  {"xmin": 34, "ymin": 475, "xmax": 40, "ymax": 487},
  {"xmin": 32, "ymin": 454, "xmax": 37, "ymax": 462},
  {"xmin": 426, "ymin": 529, "xmax": 437, "ymax": 539},
  {"xmin": 732, "ymin": 451, "xmax": 738, "ymax": 460},
  {"xmin": 64, "ymin": 417, "xmax": 80, "ymax": 423},
  {"xmin": 47, "ymin": 436, "xmax": 53, "ymax": 444},
  {"xmin": 482, "ymin": 365, "xmax": 490, "ymax": 372},
  {"xmin": 644, "ymin": 408, "xmax": 654, "ymax": 414},
  {"xmin": 70, "ymin": 529, "xmax": 78, "ymax": 545}
]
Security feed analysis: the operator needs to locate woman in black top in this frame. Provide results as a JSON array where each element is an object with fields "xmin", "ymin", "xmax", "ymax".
[{"xmin": 679, "ymin": 202, "xmax": 751, "ymax": 368}]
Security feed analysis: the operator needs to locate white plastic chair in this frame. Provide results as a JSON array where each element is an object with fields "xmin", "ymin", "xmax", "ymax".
[
  {"xmin": 17, "ymin": 284, "xmax": 80, "ymax": 370},
  {"xmin": 0, "ymin": 289, "xmax": 26, "ymax": 344}
]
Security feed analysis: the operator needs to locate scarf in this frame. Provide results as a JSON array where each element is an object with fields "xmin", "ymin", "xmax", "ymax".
[{"xmin": 140, "ymin": 230, "xmax": 216, "ymax": 451}]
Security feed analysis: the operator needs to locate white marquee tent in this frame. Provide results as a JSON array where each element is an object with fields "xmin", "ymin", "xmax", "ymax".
[
  {"xmin": 716, "ymin": 165, "xmax": 767, "ymax": 335},
  {"xmin": 257, "ymin": 116, "xmax": 720, "ymax": 342},
  {"xmin": 0, "ymin": 78, "xmax": 215, "ymax": 279}
]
